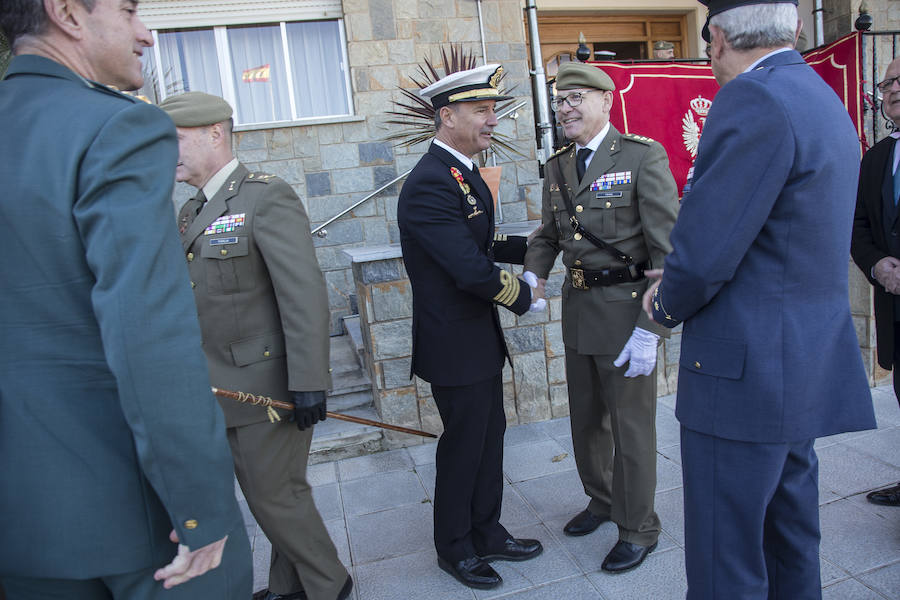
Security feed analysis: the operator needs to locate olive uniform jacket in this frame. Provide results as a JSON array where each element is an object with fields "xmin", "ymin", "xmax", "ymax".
[
  {"xmin": 398, "ymin": 143, "xmax": 531, "ymax": 387},
  {"xmin": 0, "ymin": 55, "xmax": 242, "ymax": 578},
  {"xmin": 524, "ymin": 126, "xmax": 679, "ymax": 355},
  {"xmin": 179, "ymin": 164, "xmax": 330, "ymax": 428}
]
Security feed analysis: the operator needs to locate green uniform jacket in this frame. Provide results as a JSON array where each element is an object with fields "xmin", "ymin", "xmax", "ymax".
[
  {"xmin": 524, "ymin": 126, "xmax": 679, "ymax": 355},
  {"xmin": 179, "ymin": 164, "xmax": 330, "ymax": 427}
]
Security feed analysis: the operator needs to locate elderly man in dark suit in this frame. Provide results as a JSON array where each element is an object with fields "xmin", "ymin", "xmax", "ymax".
[
  {"xmin": 397, "ymin": 64, "xmax": 545, "ymax": 590},
  {"xmin": 851, "ymin": 56, "xmax": 900, "ymax": 508},
  {"xmin": 524, "ymin": 62, "xmax": 679, "ymax": 573},
  {"xmin": 159, "ymin": 92, "xmax": 351, "ymax": 600},
  {"xmin": 643, "ymin": 0, "xmax": 876, "ymax": 597},
  {"xmin": 0, "ymin": 1, "xmax": 251, "ymax": 598}
]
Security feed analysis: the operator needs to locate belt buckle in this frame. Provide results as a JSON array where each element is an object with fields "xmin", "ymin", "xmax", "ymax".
[{"xmin": 571, "ymin": 268, "xmax": 587, "ymax": 290}]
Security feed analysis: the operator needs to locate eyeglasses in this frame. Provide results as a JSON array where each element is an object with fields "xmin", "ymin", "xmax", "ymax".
[
  {"xmin": 550, "ymin": 90, "xmax": 596, "ymax": 111},
  {"xmin": 877, "ymin": 76, "xmax": 900, "ymax": 92}
]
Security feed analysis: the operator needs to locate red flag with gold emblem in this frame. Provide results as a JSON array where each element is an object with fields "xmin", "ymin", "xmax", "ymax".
[{"xmin": 584, "ymin": 32, "xmax": 863, "ymax": 195}]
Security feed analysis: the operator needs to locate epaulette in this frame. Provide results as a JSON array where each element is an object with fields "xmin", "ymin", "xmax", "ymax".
[
  {"xmin": 246, "ymin": 172, "xmax": 278, "ymax": 183},
  {"xmin": 623, "ymin": 133, "xmax": 654, "ymax": 145},
  {"xmin": 89, "ymin": 81, "xmax": 139, "ymax": 103},
  {"xmin": 548, "ymin": 142, "xmax": 574, "ymax": 161}
]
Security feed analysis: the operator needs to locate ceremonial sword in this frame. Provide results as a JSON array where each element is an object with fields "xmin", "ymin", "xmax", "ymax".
[{"xmin": 211, "ymin": 386, "xmax": 437, "ymax": 438}]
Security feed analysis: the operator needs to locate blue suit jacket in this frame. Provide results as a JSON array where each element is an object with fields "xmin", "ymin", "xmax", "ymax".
[
  {"xmin": 652, "ymin": 50, "xmax": 875, "ymax": 443},
  {"xmin": 0, "ymin": 56, "xmax": 242, "ymax": 578},
  {"xmin": 398, "ymin": 143, "xmax": 529, "ymax": 387}
]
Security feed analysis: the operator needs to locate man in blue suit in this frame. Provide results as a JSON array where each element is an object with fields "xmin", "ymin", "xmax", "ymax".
[
  {"xmin": 398, "ymin": 64, "xmax": 545, "ymax": 590},
  {"xmin": 0, "ymin": 1, "xmax": 251, "ymax": 598},
  {"xmin": 642, "ymin": 1, "xmax": 876, "ymax": 597}
]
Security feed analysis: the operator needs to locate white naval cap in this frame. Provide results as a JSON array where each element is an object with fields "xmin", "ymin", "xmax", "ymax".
[{"xmin": 419, "ymin": 64, "xmax": 512, "ymax": 109}]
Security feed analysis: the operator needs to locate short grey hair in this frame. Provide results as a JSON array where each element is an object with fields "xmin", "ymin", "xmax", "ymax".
[{"xmin": 709, "ymin": 3, "xmax": 798, "ymax": 51}]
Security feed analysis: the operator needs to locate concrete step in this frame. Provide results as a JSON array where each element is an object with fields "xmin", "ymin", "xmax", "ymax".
[
  {"xmin": 310, "ymin": 405, "xmax": 383, "ymax": 464},
  {"xmin": 328, "ymin": 331, "xmax": 372, "ymax": 412},
  {"xmin": 341, "ymin": 315, "xmax": 367, "ymax": 370}
]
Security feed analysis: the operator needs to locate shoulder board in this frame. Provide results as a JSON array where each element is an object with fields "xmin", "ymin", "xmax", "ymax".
[
  {"xmin": 246, "ymin": 172, "xmax": 278, "ymax": 183},
  {"xmin": 548, "ymin": 142, "xmax": 574, "ymax": 161},
  {"xmin": 89, "ymin": 81, "xmax": 140, "ymax": 103},
  {"xmin": 623, "ymin": 133, "xmax": 654, "ymax": 145}
]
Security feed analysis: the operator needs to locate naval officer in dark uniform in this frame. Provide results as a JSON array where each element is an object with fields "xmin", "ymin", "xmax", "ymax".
[
  {"xmin": 524, "ymin": 62, "xmax": 679, "ymax": 573},
  {"xmin": 397, "ymin": 64, "xmax": 544, "ymax": 590},
  {"xmin": 159, "ymin": 92, "xmax": 351, "ymax": 600}
]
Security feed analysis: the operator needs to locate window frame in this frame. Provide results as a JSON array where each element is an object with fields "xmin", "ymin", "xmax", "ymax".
[{"xmin": 146, "ymin": 18, "xmax": 355, "ymax": 130}]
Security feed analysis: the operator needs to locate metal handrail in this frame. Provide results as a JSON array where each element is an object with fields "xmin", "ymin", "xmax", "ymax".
[{"xmin": 312, "ymin": 100, "xmax": 528, "ymax": 237}]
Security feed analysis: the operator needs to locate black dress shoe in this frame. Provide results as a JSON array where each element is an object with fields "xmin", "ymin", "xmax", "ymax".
[
  {"xmin": 601, "ymin": 540, "xmax": 658, "ymax": 572},
  {"xmin": 867, "ymin": 482, "xmax": 900, "ymax": 506},
  {"xmin": 478, "ymin": 537, "xmax": 543, "ymax": 561},
  {"xmin": 437, "ymin": 556, "xmax": 502, "ymax": 589},
  {"xmin": 563, "ymin": 509, "xmax": 608, "ymax": 536},
  {"xmin": 251, "ymin": 590, "xmax": 307, "ymax": 600},
  {"xmin": 337, "ymin": 575, "xmax": 353, "ymax": 600}
]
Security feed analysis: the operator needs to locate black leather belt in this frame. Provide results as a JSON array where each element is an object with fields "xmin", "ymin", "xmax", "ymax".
[{"xmin": 568, "ymin": 261, "xmax": 649, "ymax": 290}]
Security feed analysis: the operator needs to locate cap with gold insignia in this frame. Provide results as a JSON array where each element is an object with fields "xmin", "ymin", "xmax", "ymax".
[
  {"xmin": 158, "ymin": 91, "xmax": 233, "ymax": 127},
  {"xmin": 419, "ymin": 64, "xmax": 512, "ymax": 109},
  {"xmin": 653, "ymin": 40, "xmax": 675, "ymax": 51},
  {"xmin": 555, "ymin": 62, "xmax": 615, "ymax": 92},
  {"xmin": 699, "ymin": 0, "xmax": 798, "ymax": 42}
]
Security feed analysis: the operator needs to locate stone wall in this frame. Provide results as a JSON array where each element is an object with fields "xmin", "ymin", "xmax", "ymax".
[
  {"xmin": 186, "ymin": 0, "xmax": 544, "ymax": 336},
  {"xmin": 347, "ymin": 236, "xmax": 682, "ymax": 447}
]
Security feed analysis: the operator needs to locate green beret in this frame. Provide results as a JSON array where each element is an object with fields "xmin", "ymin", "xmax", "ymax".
[
  {"xmin": 158, "ymin": 91, "xmax": 233, "ymax": 127},
  {"xmin": 654, "ymin": 40, "xmax": 675, "ymax": 50},
  {"xmin": 555, "ymin": 62, "xmax": 614, "ymax": 92}
]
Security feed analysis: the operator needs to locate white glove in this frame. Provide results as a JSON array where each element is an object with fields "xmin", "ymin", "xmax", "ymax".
[
  {"xmin": 613, "ymin": 327, "xmax": 659, "ymax": 377},
  {"xmin": 522, "ymin": 270, "xmax": 547, "ymax": 312}
]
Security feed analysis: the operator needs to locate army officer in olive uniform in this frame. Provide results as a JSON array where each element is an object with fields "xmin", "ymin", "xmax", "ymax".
[
  {"xmin": 524, "ymin": 62, "xmax": 679, "ymax": 573},
  {"xmin": 159, "ymin": 92, "xmax": 351, "ymax": 600}
]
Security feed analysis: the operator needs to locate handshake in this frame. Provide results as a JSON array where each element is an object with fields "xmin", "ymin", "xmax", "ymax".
[{"xmin": 522, "ymin": 271, "xmax": 547, "ymax": 312}]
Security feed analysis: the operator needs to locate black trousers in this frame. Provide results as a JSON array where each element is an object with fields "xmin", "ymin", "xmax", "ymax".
[{"xmin": 431, "ymin": 373, "xmax": 510, "ymax": 562}]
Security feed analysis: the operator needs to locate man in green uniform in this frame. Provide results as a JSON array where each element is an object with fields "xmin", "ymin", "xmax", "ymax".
[
  {"xmin": 159, "ymin": 92, "xmax": 351, "ymax": 600},
  {"xmin": 524, "ymin": 62, "xmax": 679, "ymax": 573}
]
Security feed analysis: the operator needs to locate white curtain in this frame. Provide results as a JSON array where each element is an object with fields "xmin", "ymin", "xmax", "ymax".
[
  {"xmin": 286, "ymin": 20, "xmax": 350, "ymax": 118},
  {"xmin": 228, "ymin": 24, "xmax": 290, "ymax": 124},
  {"xmin": 157, "ymin": 28, "xmax": 222, "ymax": 97}
]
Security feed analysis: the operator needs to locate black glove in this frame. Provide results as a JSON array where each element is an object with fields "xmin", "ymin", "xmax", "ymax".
[{"xmin": 289, "ymin": 390, "xmax": 327, "ymax": 431}]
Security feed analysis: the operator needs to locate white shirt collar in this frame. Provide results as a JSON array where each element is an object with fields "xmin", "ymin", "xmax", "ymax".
[
  {"xmin": 574, "ymin": 121, "xmax": 611, "ymax": 166},
  {"xmin": 201, "ymin": 158, "xmax": 240, "ymax": 200},
  {"xmin": 433, "ymin": 139, "xmax": 474, "ymax": 171},
  {"xmin": 744, "ymin": 47, "xmax": 793, "ymax": 73}
]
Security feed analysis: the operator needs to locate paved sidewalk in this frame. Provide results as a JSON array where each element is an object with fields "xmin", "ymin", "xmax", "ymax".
[{"xmin": 240, "ymin": 385, "xmax": 900, "ymax": 599}]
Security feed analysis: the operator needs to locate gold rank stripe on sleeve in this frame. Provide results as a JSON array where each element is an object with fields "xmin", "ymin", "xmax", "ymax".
[
  {"xmin": 653, "ymin": 285, "xmax": 676, "ymax": 321},
  {"xmin": 493, "ymin": 270, "xmax": 521, "ymax": 307}
]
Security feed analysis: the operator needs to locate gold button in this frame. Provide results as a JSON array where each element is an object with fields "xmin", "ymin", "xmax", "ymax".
[
  {"xmin": 631, "ymin": 291, "xmax": 638, "ymax": 299},
  {"xmin": 574, "ymin": 259, "xmax": 582, "ymax": 266},
  {"xmin": 187, "ymin": 252, "xmax": 194, "ymax": 262},
  {"xmin": 575, "ymin": 205, "xmax": 584, "ymax": 213},
  {"xmin": 694, "ymin": 361, "xmax": 701, "ymax": 369},
  {"xmin": 605, "ymin": 201, "xmax": 612, "ymax": 208},
  {"xmin": 184, "ymin": 519, "xmax": 198, "ymax": 530},
  {"xmin": 553, "ymin": 205, "xmax": 558, "ymax": 210},
  {"xmin": 574, "ymin": 233, "xmax": 583, "ymax": 241},
  {"xmin": 263, "ymin": 351, "xmax": 271, "ymax": 357},
  {"xmin": 220, "ymin": 249, "xmax": 228, "ymax": 256},
  {"xmin": 191, "ymin": 281, "xmax": 196, "ymax": 289}
]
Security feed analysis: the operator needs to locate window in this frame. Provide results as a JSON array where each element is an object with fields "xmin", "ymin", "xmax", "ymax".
[{"xmin": 140, "ymin": 19, "xmax": 352, "ymax": 127}]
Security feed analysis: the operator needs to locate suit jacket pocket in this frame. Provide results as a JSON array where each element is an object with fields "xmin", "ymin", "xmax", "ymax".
[
  {"xmin": 230, "ymin": 332, "xmax": 286, "ymax": 367},
  {"xmin": 201, "ymin": 235, "xmax": 253, "ymax": 295},
  {"xmin": 591, "ymin": 190, "xmax": 632, "ymax": 236},
  {"xmin": 679, "ymin": 334, "xmax": 746, "ymax": 380},
  {"xmin": 599, "ymin": 279, "xmax": 647, "ymax": 303}
]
